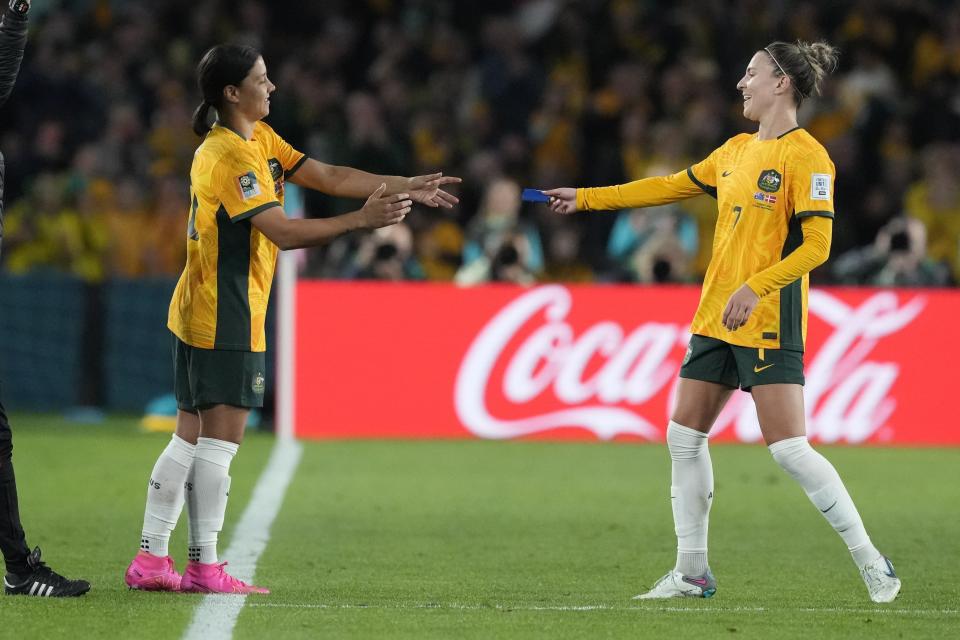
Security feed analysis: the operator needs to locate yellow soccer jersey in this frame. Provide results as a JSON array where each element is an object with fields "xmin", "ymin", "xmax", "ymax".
[
  {"xmin": 687, "ymin": 128, "xmax": 834, "ymax": 350},
  {"xmin": 578, "ymin": 127, "xmax": 835, "ymax": 351},
  {"xmin": 168, "ymin": 121, "xmax": 307, "ymax": 352}
]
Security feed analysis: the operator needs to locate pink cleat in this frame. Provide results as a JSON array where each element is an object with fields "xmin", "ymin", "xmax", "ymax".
[
  {"xmin": 125, "ymin": 551, "xmax": 182, "ymax": 592},
  {"xmin": 180, "ymin": 561, "xmax": 269, "ymax": 594}
]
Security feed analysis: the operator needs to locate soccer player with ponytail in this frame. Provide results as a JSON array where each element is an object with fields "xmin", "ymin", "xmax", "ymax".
[
  {"xmin": 546, "ymin": 41, "xmax": 901, "ymax": 603},
  {"xmin": 125, "ymin": 44, "xmax": 460, "ymax": 594}
]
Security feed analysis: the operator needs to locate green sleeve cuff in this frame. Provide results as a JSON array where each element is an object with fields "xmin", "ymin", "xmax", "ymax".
[
  {"xmin": 284, "ymin": 155, "xmax": 308, "ymax": 179},
  {"xmin": 232, "ymin": 201, "xmax": 280, "ymax": 222},
  {"xmin": 686, "ymin": 167, "xmax": 717, "ymax": 199}
]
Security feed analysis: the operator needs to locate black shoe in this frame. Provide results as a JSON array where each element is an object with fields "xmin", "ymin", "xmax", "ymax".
[{"xmin": 4, "ymin": 547, "xmax": 90, "ymax": 597}]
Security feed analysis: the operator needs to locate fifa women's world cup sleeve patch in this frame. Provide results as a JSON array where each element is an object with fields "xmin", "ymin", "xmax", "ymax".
[
  {"xmin": 213, "ymin": 152, "xmax": 281, "ymax": 222},
  {"xmin": 237, "ymin": 172, "xmax": 261, "ymax": 199},
  {"xmin": 790, "ymin": 150, "xmax": 836, "ymax": 219}
]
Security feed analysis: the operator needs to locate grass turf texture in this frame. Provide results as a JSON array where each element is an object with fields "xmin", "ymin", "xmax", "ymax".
[{"xmin": 0, "ymin": 415, "xmax": 957, "ymax": 639}]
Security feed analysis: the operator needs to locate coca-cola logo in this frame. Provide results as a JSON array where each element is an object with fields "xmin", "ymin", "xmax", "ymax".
[{"xmin": 454, "ymin": 285, "xmax": 925, "ymax": 443}]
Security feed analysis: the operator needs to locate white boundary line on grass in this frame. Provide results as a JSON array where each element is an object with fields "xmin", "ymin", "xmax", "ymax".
[
  {"xmin": 182, "ymin": 438, "xmax": 303, "ymax": 640},
  {"xmin": 244, "ymin": 603, "xmax": 959, "ymax": 617}
]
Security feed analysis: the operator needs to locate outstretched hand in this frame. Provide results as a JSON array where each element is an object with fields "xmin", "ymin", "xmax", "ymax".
[
  {"xmin": 358, "ymin": 183, "xmax": 412, "ymax": 230},
  {"xmin": 722, "ymin": 284, "xmax": 760, "ymax": 331},
  {"xmin": 407, "ymin": 172, "xmax": 462, "ymax": 209},
  {"xmin": 542, "ymin": 188, "xmax": 578, "ymax": 214}
]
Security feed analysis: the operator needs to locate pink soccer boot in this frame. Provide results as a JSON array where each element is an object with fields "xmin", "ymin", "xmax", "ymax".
[
  {"xmin": 180, "ymin": 561, "xmax": 269, "ymax": 594},
  {"xmin": 125, "ymin": 551, "xmax": 182, "ymax": 591}
]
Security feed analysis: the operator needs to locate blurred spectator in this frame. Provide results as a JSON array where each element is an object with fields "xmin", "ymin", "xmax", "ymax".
[
  {"xmin": 103, "ymin": 177, "xmax": 150, "ymax": 277},
  {"xmin": 143, "ymin": 175, "xmax": 190, "ymax": 276},
  {"xmin": 416, "ymin": 211, "xmax": 464, "ymax": 281},
  {"xmin": 541, "ymin": 220, "xmax": 592, "ymax": 283},
  {"xmin": 833, "ymin": 217, "xmax": 949, "ymax": 286},
  {"xmin": 348, "ymin": 222, "xmax": 423, "ymax": 281},
  {"xmin": 904, "ymin": 144, "xmax": 960, "ymax": 282},
  {"xmin": 456, "ymin": 178, "xmax": 542, "ymax": 284},
  {"xmin": 3, "ymin": 172, "xmax": 108, "ymax": 282},
  {"xmin": 607, "ymin": 205, "xmax": 697, "ymax": 283}
]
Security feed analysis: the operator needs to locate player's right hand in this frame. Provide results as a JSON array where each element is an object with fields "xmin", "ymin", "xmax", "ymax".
[
  {"xmin": 542, "ymin": 188, "xmax": 578, "ymax": 214},
  {"xmin": 359, "ymin": 183, "xmax": 412, "ymax": 229}
]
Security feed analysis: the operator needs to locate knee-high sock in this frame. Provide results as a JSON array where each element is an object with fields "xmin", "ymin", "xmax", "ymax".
[
  {"xmin": 0, "ymin": 458, "xmax": 31, "ymax": 576},
  {"xmin": 769, "ymin": 436, "xmax": 880, "ymax": 568},
  {"xmin": 667, "ymin": 421, "xmax": 713, "ymax": 576},
  {"xmin": 186, "ymin": 437, "xmax": 238, "ymax": 564},
  {"xmin": 140, "ymin": 434, "xmax": 196, "ymax": 557}
]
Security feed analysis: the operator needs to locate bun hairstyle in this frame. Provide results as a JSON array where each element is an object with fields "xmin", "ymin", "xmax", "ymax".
[
  {"xmin": 764, "ymin": 40, "xmax": 840, "ymax": 106},
  {"xmin": 191, "ymin": 44, "xmax": 262, "ymax": 137}
]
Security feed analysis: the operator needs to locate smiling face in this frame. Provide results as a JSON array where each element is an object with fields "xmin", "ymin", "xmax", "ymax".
[
  {"xmin": 225, "ymin": 56, "xmax": 275, "ymax": 122},
  {"xmin": 736, "ymin": 51, "xmax": 790, "ymax": 122}
]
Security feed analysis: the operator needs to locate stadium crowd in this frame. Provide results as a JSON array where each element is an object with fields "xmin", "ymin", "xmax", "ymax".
[{"xmin": 1, "ymin": 0, "xmax": 958, "ymax": 286}]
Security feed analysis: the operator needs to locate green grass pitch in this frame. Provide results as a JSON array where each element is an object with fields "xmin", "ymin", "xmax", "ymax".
[{"xmin": 0, "ymin": 415, "xmax": 957, "ymax": 639}]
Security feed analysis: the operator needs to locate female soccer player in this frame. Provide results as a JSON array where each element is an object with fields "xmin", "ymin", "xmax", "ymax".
[
  {"xmin": 124, "ymin": 44, "xmax": 460, "ymax": 594},
  {"xmin": 545, "ymin": 41, "xmax": 901, "ymax": 603}
]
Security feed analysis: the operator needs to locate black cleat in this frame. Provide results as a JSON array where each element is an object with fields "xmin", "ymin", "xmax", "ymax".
[{"xmin": 4, "ymin": 547, "xmax": 90, "ymax": 597}]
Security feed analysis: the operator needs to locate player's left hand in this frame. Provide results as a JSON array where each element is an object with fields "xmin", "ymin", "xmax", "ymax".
[
  {"xmin": 722, "ymin": 284, "xmax": 760, "ymax": 331},
  {"xmin": 406, "ymin": 172, "xmax": 461, "ymax": 209}
]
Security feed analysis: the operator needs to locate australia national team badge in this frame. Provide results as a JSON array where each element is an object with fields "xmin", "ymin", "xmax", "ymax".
[
  {"xmin": 237, "ymin": 172, "xmax": 261, "ymax": 200},
  {"xmin": 252, "ymin": 371, "xmax": 265, "ymax": 395},
  {"xmin": 757, "ymin": 169, "xmax": 782, "ymax": 193}
]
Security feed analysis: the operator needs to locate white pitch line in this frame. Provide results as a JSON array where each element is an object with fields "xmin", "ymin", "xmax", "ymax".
[
  {"xmin": 243, "ymin": 602, "xmax": 959, "ymax": 616},
  {"xmin": 183, "ymin": 438, "xmax": 303, "ymax": 640}
]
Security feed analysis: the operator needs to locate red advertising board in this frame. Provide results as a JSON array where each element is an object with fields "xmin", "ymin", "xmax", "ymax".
[{"xmin": 293, "ymin": 282, "xmax": 958, "ymax": 444}]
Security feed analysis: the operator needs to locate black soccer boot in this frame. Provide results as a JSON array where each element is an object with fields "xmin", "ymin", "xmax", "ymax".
[{"xmin": 4, "ymin": 546, "xmax": 90, "ymax": 597}]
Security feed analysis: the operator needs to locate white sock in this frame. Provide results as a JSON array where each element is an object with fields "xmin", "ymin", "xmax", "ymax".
[
  {"xmin": 186, "ymin": 437, "xmax": 238, "ymax": 564},
  {"xmin": 768, "ymin": 436, "xmax": 880, "ymax": 568},
  {"xmin": 667, "ymin": 421, "xmax": 713, "ymax": 576},
  {"xmin": 140, "ymin": 435, "xmax": 195, "ymax": 557}
]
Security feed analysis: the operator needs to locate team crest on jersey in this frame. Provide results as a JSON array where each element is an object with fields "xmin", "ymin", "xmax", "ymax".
[
  {"xmin": 757, "ymin": 169, "xmax": 782, "ymax": 193},
  {"xmin": 252, "ymin": 372, "xmax": 265, "ymax": 395},
  {"xmin": 237, "ymin": 172, "xmax": 261, "ymax": 200},
  {"xmin": 268, "ymin": 158, "xmax": 284, "ymax": 196},
  {"xmin": 268, "ymin": 158, "xmax": 283, "ymax": 181}
]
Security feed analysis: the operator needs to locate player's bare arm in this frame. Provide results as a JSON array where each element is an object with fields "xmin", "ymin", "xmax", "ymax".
[
  {"xmin": 250, "ymin": 183, "xmax": 411, "ymax": 250},
  {"xmin": 288, "ymin": 159, "xmax": 461, "ymax": 208}
]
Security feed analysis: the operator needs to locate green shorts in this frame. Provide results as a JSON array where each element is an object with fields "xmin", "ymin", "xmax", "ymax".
[
  {"xmin": 172, "ymin": 333, "xmax": 266, "ymax": 411},
  {"xmin": 679, "ymin": 334, "xmax": 804, "ymax": 391}
]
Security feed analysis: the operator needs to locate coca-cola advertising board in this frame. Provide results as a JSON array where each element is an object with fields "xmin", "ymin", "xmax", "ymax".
[{"xmin": 293, "ymin": 282, "xmax": 959, "ymax": 445}]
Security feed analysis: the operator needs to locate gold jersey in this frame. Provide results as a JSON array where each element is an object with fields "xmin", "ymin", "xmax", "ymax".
[
  {"xmin": 168, "ymin": 121, "xmax": 306, "ymax": 352},
  {"xmin": 578, "ymin": 127, "xmax": 835, "ymax": 351}
]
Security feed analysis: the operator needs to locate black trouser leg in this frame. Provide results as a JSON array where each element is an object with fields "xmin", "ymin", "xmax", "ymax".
[{"xmin": 0, "ymin": 396, "xmax": 30, "ymax": 576}]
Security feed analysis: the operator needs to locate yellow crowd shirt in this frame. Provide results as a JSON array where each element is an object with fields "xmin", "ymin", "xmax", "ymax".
[
  {"xmin": 577, "ymin": 127, "xmax": 835, "ymax": 351},
  {"xmin": 168, "ymin": 121, "xmax": 307, "ymax": 352}
]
